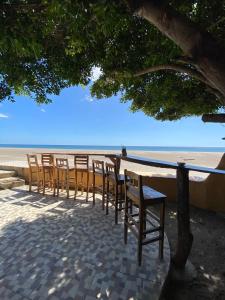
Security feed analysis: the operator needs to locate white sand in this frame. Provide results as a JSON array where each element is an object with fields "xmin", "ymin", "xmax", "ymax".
[{"xmin": 0, "ymin": 147, "xmax": 223, "ymax": 179}]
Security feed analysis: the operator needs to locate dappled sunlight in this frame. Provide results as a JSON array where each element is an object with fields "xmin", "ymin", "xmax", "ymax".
[{"xmin": 0, "ymin": 186, "xmax": 170, "ymax": 299}]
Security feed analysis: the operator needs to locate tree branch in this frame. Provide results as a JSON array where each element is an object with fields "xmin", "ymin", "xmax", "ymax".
[
  {"xmin": 134, "ymin": 0, "xmax": 225, "ymax": 101},
  {"xmin": 134, "ymin": 63, "xmax": 225, "ymax": 105},
  {"xmin": 134, "ymin": 63, "xmax": 209, "ymax": 85}
]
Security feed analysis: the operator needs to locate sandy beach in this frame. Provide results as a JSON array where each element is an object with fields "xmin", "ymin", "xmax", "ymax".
[{"xmin": 0, "ymin": 147, "xmax": 224, "ymax": 179}]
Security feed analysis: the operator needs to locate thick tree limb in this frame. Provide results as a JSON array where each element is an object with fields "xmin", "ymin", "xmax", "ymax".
[
  {"xmin": 202, "ymin": 114, "xmax": 225, "ymax": 123},
  {"xmin": 134, "ymin": 0, "xmax": 225, "ymax": 100},
  {"xmin": 135, "ymin": 63, "xmax": 209, "ymax": 84},
  {"xmin": 134, "ymin": 63, "xmax": 225, "ymax": 105}
]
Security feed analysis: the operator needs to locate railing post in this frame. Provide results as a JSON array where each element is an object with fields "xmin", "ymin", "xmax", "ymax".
[{"xmin": 172, "ymin": 162, "xmax": 193, "ymax": 269}]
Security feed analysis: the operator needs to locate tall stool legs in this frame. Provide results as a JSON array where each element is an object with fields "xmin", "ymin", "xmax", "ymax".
[
  {"xmin": 27, "ymin": 154, "xmax": 42, "ymax": 192},
  {"xmin": 105, "ymin": 163, "xmax": 125, "ymax": 224},
  {"xmin": 41, "ymin": 154, "xmax": 55, "ymax": 196},
  {"xmin": 124, "ymin": 169, "xmax": 166, "ymax": 265},
  {"xmin": 56, "ymin": 158, "xmax": 70, "ymax": 199},
  {"xmin": 74, "ymin": 155, "xmax": 89, "ymax": 201},
  {"xmin": 92, "ymin": 160, "xmax": 105, "ymax": 209}
]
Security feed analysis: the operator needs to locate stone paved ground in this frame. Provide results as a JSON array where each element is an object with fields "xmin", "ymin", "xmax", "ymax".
[{"xmin": 0, "ymin": 187, "xmax": 170, "ymax": 300}]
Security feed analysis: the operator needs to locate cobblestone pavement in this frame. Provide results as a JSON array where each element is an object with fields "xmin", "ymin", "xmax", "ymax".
[{"xmin": 0, "ymin": 187, "xmax": 170, "ymax": 300}]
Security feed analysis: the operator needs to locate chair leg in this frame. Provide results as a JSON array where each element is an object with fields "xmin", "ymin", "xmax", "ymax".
[
  {"xmin": 74, "ymin": 170, "xmax": 77, "ymax": 200},
  {"xmin": 124, "ymin": 196, "xmax": 129, "ymax": 244},
  {"xmin": 81, "ymin": 172, "xmax": 84, "ymax": 195},
  {"xmin": 56, "ymin": 169, "xmax": 59, "ymax": 197},
  {"xmin": 102, "ymin": 176, "xmax": 105, "ymax": 210},
  {"xmin": 93, "ymin": 174, "xmax": 95, "ymax": 206},
  {"xmin": 143, "ymin": 210, "xmax": 147, "ymax": 239},
  {"xmin": 159, "ymin": 201, "xmax": 165, "ymax": 259},
  {"xmin": 37, "ymin": 171, "xmax": 40, "ymax": 193},
  {"xmin": 129, "ymin": 201, "xmax": 133, "ymax": 214},
  {"xmin": 138, "ymin": 207, "xmax": 144, "ymax": 266},
  {"xmin": 28, "ymin": 171, "xmax": 32, "ymax": 192},
  {"xmin": 115, "ymin": 184, "xmax": 118, "ymax": 224},
  {"xmin": 86, "ymin": 171, "xmax": 89, "ymax": 202},
  {"xmin": 66, "ymin": 170, "xmax": 69, "ymax": 199},
  {"xmin": 52, "ymin": 167, "xmax": 56, "ymax": 196},
  {"xmin": 43, "ymin": 169, "xmax": 46, "ymax": 195},
  {"xmin": 106, "ymin": 180, "xmax": 109, "ymax": 215},
  {"xmin": 52, "ymin": 168, "xmax": 56, "ymax": 197}
]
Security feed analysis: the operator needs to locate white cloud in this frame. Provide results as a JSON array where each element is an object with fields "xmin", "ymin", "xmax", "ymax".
[
  {"xmin": 85, "ymin": 95, "xmax": 94, "ymax": 102},
  {"xmin": 0, "ymin": 113, "xmax": 8, "ymax": 118},
  {"xmin": 91, "ymin": 67, "xmax": 102, "ymax": 81},
  {"xmin": 40, "ymin": 108, "xmax": 46, "ymax": 113}
]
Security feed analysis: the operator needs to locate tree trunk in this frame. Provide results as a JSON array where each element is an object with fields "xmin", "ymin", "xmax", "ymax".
[
  {"xmin": 133, "ymin": 0, "xmax": 225, "ymax": 99},
  {"xmin": 202, "ymin": 113, "xmax": 225, "ymax": 123}
]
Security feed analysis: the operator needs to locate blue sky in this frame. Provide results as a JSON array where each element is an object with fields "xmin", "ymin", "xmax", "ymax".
[{"xmin": 0, "ymin": 85, "xmax": 224, "ymax": 147}]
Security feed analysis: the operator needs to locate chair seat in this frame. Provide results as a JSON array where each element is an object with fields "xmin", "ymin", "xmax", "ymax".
[{"xmin": 127, "ymin": 185, "xmax": 166, "ymax": 204}]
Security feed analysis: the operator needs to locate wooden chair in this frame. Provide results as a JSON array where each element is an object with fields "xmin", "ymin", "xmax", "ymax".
[
  {"xmin": 41, "ymin": 154, "xmax": 55, "ymax": 195},
  {"xmin": 124, "ymin": 169, "xmax": 166, "ymax": 265},
  {"xmin": 105, "ymin": 163, "xmax": 125, "ymax": 224},
  {"xmin": 55, "ymin": 158, "xmax": 70, "ymax": 198},
  {"xmin": 92, "ymin": 160, "xmax": 105, "ymax": 209},
  {"xmin": 74, "ymin": 155, "xmax": 89, "ymax": 201},
  {"xmin": 27, "ymin": 154, "xmax": 42, "ymax": 192}
]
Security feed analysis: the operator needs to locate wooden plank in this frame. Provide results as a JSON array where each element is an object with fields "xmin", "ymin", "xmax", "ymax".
[
  {"xmin": 184, "ymin": 164, "xmax": 225, "ymax": 175},
  {"xmin": 119, "ymin": 155, "xmax": 178, "ymax": 169},
  {"xmin": 119, "ymin": 155, "xmax": 225, "ymax": 175}
]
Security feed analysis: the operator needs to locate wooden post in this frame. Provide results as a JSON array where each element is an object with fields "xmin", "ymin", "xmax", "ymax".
[{"xmin": 172, "ymin": 162, "xmax": 193, "ymax": 269}]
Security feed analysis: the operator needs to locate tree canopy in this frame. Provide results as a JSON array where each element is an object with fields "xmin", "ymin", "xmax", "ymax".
[{"xmin": 1, "ymin": 0, "xmax": 225, "ymax": 120}]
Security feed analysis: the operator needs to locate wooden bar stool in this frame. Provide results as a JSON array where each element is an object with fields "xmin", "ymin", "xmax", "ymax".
[
  {"xmin": 55, "ymin": 158, "xmax": 70, "ymax": 198},
  {"xmin": 41, "ymin": 154, "xmax": 55, "ymax": 195},
  {"xmin": 124, "ymin": 169, "xmax": 166, "ymax": 266},
  {"xmin": 27, "ymin": 154, "xmax": 42, "ymax": 192},
  {"xmin": 105, "ymin": 163, "xmax": 125, "ymax": 224},
  {"xmin": 92, "ymin": 160, "xmax": 105, "ymax": 209},
  {"xmin": 74, "ymin": 155, "xmax": 89, "ymax": 201}
]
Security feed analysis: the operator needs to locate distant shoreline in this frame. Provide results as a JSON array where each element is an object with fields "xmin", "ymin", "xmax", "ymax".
[{"xmin": 0, "ymin": 144, "xmax": 225, "ymax": 153}]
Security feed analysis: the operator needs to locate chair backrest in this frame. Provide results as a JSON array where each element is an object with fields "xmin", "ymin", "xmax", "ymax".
[
  {"xmin": 74, "ymin": 155, "xmax": 89, "ymax": 169},
  {"xmin": 105, "ymin": 162, "xmax": 117, "ymax": 182},
  {"xmin": 56, "ymin": 158, "xmax": 69, "ymax": 169},
  {"xmin": 92, "ymin": 160, "xmax": 104, "ymax": 175},
  {"xmin": 41, "ymin": 153, "xmax": 54, "ymax": 166},
  {"xmin": 124, "ymin": 169, "xmax": 143, "ymax": 205},
  {"xmin": 27, "ymin": 154, "xmax": 39, "ymax": 167}
]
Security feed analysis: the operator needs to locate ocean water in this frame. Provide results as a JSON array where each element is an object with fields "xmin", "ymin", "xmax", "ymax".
[{"xmin": 0, "ymin": 144, "xmax": 224, "ymax": 152}]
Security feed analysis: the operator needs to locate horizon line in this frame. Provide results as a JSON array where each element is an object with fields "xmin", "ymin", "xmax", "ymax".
[{"xmin": 0, "ymin": 143, "xmax": 225, "ymax": 148}]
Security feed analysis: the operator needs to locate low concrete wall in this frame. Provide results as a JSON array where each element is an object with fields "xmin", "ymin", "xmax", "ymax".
[
  {"xmin": 0, "ymin": 165, "xmax": 103, "ymax": 189},
  {"xmin": 147, "ymin": 173, "xmax": 225, "ymax": 214}
]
